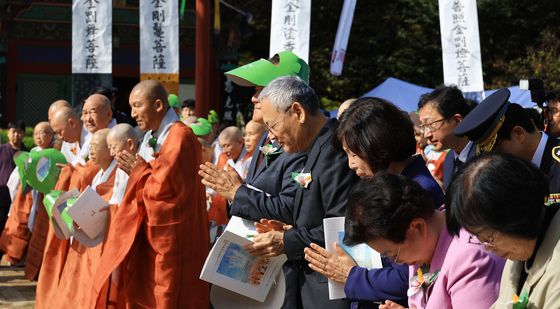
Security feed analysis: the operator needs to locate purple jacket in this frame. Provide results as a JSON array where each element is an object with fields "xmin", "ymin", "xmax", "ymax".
[{"xmin": 408, "ymin": 224, "xmax": 505, "ymax": 308}]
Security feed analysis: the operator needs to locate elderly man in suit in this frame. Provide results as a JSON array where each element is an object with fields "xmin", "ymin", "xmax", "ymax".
[{"xmin": 243, "ymin": 76, "xmax": 358, "ymax": 308}]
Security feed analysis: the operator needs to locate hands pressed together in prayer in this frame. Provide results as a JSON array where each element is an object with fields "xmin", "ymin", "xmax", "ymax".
[
  {"xmin": 198, "ymin": 162, "xmax": 243, "ymax": 200},
  {"xmin": 116, "ymin": 150, "xmax": 145, "ymax": 175},
  {"xmin": 303, "ymin": 243, "xmax": 357, "ymax": 284},
  {"xmin": 244, "ymin": 219, "xmax": 292, "ymax": 258}
]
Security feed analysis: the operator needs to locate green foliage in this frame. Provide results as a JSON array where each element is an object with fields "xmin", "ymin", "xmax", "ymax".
[
  {"xmin": 0, "ymin": 127, "xmax": 36, "ymax": 149},
  {"xmin": 220, "ymin": 0, "xmax": 560, "ymax": 102}
]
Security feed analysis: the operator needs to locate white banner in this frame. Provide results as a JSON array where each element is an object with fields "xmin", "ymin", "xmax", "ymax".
[
  {"xmin": 72, "ymin": 0, "xmax": 112, "ymax": 74},
  {"xmin": 330, "ymin": 0, "xmax": 356, "ymax": 76},
  {"xmin": 439, "ymin": 0, "xmax": 484, "ymax": 92},
  {"xmin": 140, "ymin": 0, "xmax": 179, "ymax": 74},
  {"xmin": 270, "ymin": 0, "xmax": 311, "ymax": 63}
]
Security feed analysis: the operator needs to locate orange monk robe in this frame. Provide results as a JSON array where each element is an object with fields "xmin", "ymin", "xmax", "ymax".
[
  {"xmin": 53, "ymin": 166, "xmax": 117, "ymax": 309},
  {"xmin": 24, "ymin": 192, "xmax": 48, "ymax": 280},
  {"xmin": 93, "ymin": 123, "xmax": 210, "ymax": 309},
  {"xmin": 208, "ymin": 153, "xmax": 230, "ymax": 228},
  {"xmin": 0, "ymin": 185, "xmax": 33, "ymax": 263},
  {"xmin": 35, "ymin": 161, "xmax": 100, "ymax": 309}
]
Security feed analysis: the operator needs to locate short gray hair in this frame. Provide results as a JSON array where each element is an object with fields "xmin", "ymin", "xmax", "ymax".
[{"xmin": 258, "ymin": 76, "xmax": 319, "ymax": 114}]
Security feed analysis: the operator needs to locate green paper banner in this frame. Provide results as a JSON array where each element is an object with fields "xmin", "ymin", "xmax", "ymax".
[
  {"xmin": 13, "ymin": 151, "xmax": 31, "ymax": 191},
  {"xmin": 26, "ymin": 149, "xmax": 67, "ymax": 193}
]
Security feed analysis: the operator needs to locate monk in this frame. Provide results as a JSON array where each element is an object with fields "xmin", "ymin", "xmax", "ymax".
[
  {"xmin": 208, "ymin": 126, "xmax": 244, "ymax": 242},
  {"xmin": 35, "ymin": 102, "xmax": 110, "ymax": 308},
  {"xmin": 93, "ymin": 80, "xmax": 210, "ymax": 308},
  {"xmin": 0, "ymin": 122, "xmax": 54, "ymax": 264},
  {"xmin": 55, "ymin": 129, "xmax": 117, "ymax": 309}
]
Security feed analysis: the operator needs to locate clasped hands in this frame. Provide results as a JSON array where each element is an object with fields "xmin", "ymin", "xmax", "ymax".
[
  {"xmin": 116, "ymin": 150, "xmax": 145, "ymax": 175},
  {"xmin": 243, "ymin": 219, "xmax": 293, "ymax": 258},
  {"xmin": 198, "ymin": 162, "xmax": 243, "ymax": 200}
]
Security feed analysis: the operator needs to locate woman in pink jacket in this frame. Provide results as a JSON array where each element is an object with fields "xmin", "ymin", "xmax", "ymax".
[{"xmin": 343, "ymin": 173, "xmax": 504, "ymax": 309}]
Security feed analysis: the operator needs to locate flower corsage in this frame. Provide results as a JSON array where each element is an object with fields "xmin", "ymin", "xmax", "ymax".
[
  {"xmin": 291, "ymin": 169, "xmax": 312, "ymax": 189},
  {"xmin": 407, "ymin": 265, "xmax": 440, "ymax": 303},
  {"xmin": 259, "ymin": 143, "xmax": 283, "ymax": 166}
]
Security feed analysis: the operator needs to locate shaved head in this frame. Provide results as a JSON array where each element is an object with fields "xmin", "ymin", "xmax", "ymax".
[
  {"xmin": 34, "ymin": 121, "xmax": 54, "ymax": 149},
  {"xmin": 129, "ymin": 80, "xmax": 170, "ymax": 131},
  {"xmin": 107, "ymin": 123, "xmax": 139, "ymax": 157},
  {"xmin": 219, "ymin": 126, "xmax": 243, "ymax": 141},
  {"xmin": 244, "ymin": 121, "xmax": 265, "ymax": 154},
  {"xmin": 90, "ymin": 128, "xmax": 112, "ymax": 170},
  {"xmin": 50, "ymin": 107, "xmax": 83, "ymax": 143},
  {"xmin": 82, "ymin": 93, "xmax": 113, "ymax": 133},
  {"xmin": 219, "ymin": 126, "xmax": 244, "ymax": 161},
  {"xmin": 337, "ymin": 98, "xmax": 357, "ymax": 119},
  {"xmin": 48, "ymin": 100, "xmax": 71, "ymax": 121}
]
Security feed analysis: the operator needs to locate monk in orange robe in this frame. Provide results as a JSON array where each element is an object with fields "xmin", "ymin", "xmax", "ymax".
[
  {"xmin": 0, "ymin": 122, "xmax": 54, "ymax": 265},
  {"xmin": 36, "ymin": 96, "xmax": 113, "ymax": 308},
  {"xmin": 54, "ymin": 129, "xmax": 117, "ymax": 309},
  {"xmin": 93, "ymin": 80, "xmax": 210, "ymax": 308}
]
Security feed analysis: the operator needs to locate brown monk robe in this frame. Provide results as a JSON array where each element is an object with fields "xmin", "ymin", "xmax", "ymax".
[
  {"xmin": 34, "ymin": 161, "xmax": 100, "ymax": 309},
  {"xmin": 93, "ymin": 80, "xmax": 209, "ymax": 308},
  {"xmin": 0, "ymin": 186, "xmax": 33, "ymax": 263}
]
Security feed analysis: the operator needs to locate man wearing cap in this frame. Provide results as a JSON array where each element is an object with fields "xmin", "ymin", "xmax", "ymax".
[
  {"xmin": 199, "ymin": 51, "xmax": 309, "ymax": 308},
  {"xmin": 168, "ymin": 93, "xmax": 181, "ymax": 117},
  {"xmin": 418, "ymin": 86, "xmax": 475, "ymax": 189},
  {"xmin": 455, "ymin": 88, "xmax": 560, "ymax": 193}
]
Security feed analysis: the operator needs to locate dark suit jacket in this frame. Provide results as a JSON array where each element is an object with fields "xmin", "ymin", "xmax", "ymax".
[
  {"xmin": 540, "ymin": 135, "xmax": 560, "ymax": 193},
  {"xmin": 282, "ymin": 119, "xmax": 359, "ymax": 309},
  {"xmin": 231, "ymin": 132, "xmax": 306, "ymax": 224},
  {"xmin": 442, "ymin": 142, "xmax": 476, "ymax": 190}
]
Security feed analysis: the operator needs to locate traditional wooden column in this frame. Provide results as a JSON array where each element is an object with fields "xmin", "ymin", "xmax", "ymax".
[{"xmin": 195, "ymin": 0, "xmax": 211, "ymax": 118}]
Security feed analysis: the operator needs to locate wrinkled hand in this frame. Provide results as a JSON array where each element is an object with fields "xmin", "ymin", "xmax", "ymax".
[
  {"xmin": 198, "ymin": 162, "xmax": 242, "ymax": 200},
  {"xmin": 378, "ymin": 300, "xmax": 408, "ymax": 309},
  {"xmin": 304, "ymin": 242, "xmax": 356, "ymax": 284},
  {"xmin": 255, "ymin": 219, "xmax": 293, "ymax": 233},
  {"xmin": 116, "ymin": 151, "xmax": 144, "ymax": 175},
  {"xmin": 244, "ymin": 230, "xmax": 285, "ymax": 257}
]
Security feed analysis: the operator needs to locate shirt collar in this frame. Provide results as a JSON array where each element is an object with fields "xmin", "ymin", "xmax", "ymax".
[
  {"xmin": 455, "ymin": 141, "xmax": 474, "ymax": 163},
  {"xmin": 531, "ymin": 132, "xmax": 548, "ymax": 167}
]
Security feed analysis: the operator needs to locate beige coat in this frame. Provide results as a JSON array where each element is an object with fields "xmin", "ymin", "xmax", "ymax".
[{"xmin": 491, "ymin": 210, "xmax": 560, "ymax": 309}]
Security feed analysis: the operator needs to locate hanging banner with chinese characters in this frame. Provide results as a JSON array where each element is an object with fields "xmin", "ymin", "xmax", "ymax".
[
  {"xmin": 330, "ymin": 0, "xmax": 356, "ymax": 76},
  {"xmin": 72, "ymin": 0, "xmax": 112, "ymax": 74},
  {"xmin": 270, "ymin": 0, "xmax": 311, "ymax": 63},
  {"xmin": 139, "ymin": 0, "xmax": 179, "ymax": 95},
  {"xmin": 439, "ymin": 0, "xmax": 484, "ymax": 92}
]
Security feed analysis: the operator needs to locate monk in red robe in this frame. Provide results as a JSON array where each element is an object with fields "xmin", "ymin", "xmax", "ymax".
[{"xmin": 93, "ymin": 80, "xmax": 210, "ymax": 308}]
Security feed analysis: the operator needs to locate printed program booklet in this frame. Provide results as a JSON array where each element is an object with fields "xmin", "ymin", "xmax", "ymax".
[
  {"xmin": 200, "ymin": 216, "xmax": 287, "ymax": 302},
  {"xmin": 66, "ymin": 186, "xmax": 109, "ymax": 247},
  {"xmin": 323, "ymin": 217, "xmax": 383, "ymax": 300}
]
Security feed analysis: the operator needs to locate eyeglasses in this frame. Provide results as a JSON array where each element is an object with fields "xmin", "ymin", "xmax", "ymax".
[
  {"xmin": 265, "ymin": 105, "xmax": 293, "ymax": 135},
  {"xmin": 479, "ymin": 231, "xmax": 498, "ymax": 248},
  {"xmin": 418, "ymin": 117, "xmax": 450, "ymax": 133},
  {"xmin": 382, "ymin": 245, "xmax": 401, "ymax": 264}
]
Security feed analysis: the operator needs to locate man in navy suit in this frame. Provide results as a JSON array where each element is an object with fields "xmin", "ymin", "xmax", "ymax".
[
  {"xmin": 243, "ymin": 76, "xmax": 358, "ymax": 308},
  {"xmin": 417, "ymin": 86, "xmax": 475, "ymax": 190}
]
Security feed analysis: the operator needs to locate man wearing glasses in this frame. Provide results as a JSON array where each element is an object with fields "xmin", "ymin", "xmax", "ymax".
[{"xmin": 418, "ymin": 86, "xmax": 475, "ymax": 190}]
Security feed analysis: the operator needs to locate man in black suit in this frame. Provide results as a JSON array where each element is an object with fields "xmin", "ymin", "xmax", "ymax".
[
  {"xmin": 417, "ymin": 86, "xmax": 475, "ymax": 190},
  {"xmin": 242, "ymin": 76, "xmax": 357, "ymax": 308},
  {"xmin": 455, "ymin": 88, "xmax": 560, "ymax": 193}
]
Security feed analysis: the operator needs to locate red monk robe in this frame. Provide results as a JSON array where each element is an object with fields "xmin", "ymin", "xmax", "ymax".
[
  {"xmin": 53, "ymin": 164, "xmax": 117, "ymax": 309},
  {"xmin": 0, "ymin": 185, "xmax": 33, "ymax": 263},
  {"xmin": 35, "ymin": 161, "xmax": 100, "ymax": 309},
  {"xmin": 93, "ymin": 123, "xmax": 210, "ymax": 309}
]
